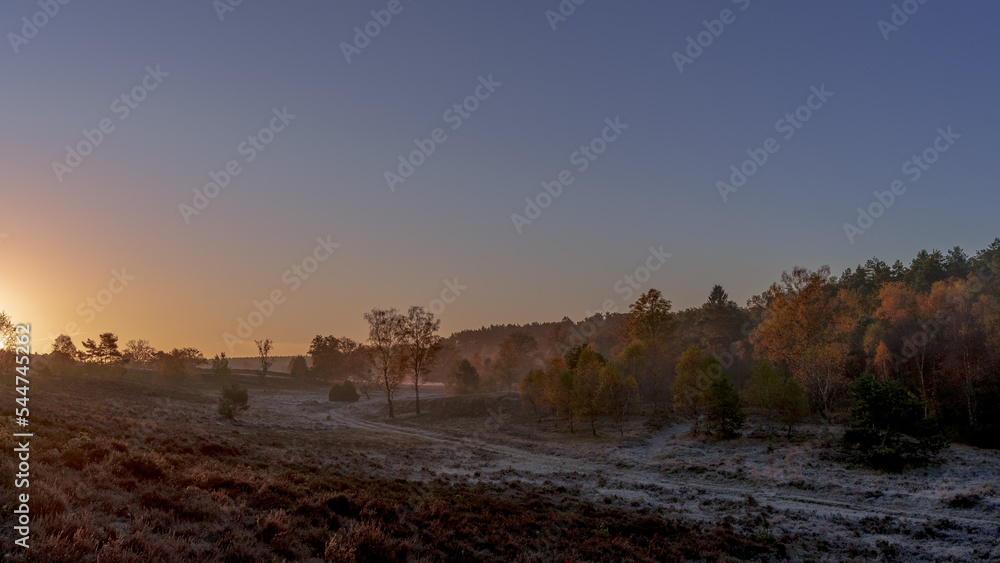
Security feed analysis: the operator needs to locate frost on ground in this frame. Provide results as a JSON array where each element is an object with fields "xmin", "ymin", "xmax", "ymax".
[{"xmin": 71, "ymin": 376, "xmax": 1000, "ymax": 561}]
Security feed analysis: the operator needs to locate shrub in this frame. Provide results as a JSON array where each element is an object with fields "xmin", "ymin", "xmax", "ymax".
[
  {"xmin": 704, "ymin": 374, "xmax": 745, "ymax": 439},
  {"xmin": 329, "ymin": 381, "xmax": 360, "ymax": 402},
  {"xmin": 218, "ymin": 384, "xmax": 249, "ymax": 419},
  {"xmin": 324, "ymin": 520, "xmax": 408, "ymax": 563},
  {"xmin": 841, "ymin": 373, "xmax": 945, "ymax": 472}
]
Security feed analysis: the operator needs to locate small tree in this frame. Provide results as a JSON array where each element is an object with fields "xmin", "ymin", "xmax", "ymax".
[
  {"xmin": 743, "ymin": 359, "xmax": 809, "ymax": 438},
  {"xmin": 363, "ymin": 309, "xmax": 407, "ymax": 418},
  {"xmin": 255, "ymin": 339, "xmax": 274, "ymax": 384},
  {"xmin": 673, "ymin": 346, "xmax": 723, "ymax": 434},
  {"xmin": 288, "ymin": 355, "xmax": 310, "ymax": 379},
  {"xmin": 491, "ymin": 339, "xmax": 521, "ymax": 395},
  {"xmin": 218, "ymin": 384, "xmax": 249, "ymax": 419},
  {"xmin": 400, "ymin": 306, "xmax": 442, "ymax": 415},
  {"xmin": 123, "ymin": 339, "xmax": 158, "ymax": 369},
  {"xmin": 842, "ymin": 373, "xmax": 945, "ymax": 471},
  {"xmin": 626, "ymin": 289, "xmax": 674, "ymax": 345},
  {"xmin": 520, "ymin": 368, "xmax": 548, "ymax": 422},
  {"xmin": 308, "ymin": 335, "xmax": 344, "ymax": 380},
  {"xmin": 50, "ymin": 334, "xmax": 79, "ymax": 374},
  {"xmin": 211, "ymin": 353, "xmax": 232, "ymax": 379},
  {"xmin": 598, "ymin": 364, "xmax": 638, "ymax": 437},
  {"xmin": 704, "ymin": 374, "xmax": 746, "ymax": 439},
  {"xmin": 571, "ymin": 348, "xmax": 605, "ymax": 436},
  {"xmin": 447, "ymin": 358, "xmax": 480, "ymax": 395}
]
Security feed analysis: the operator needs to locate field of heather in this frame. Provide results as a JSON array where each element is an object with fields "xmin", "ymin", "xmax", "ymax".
[{"xmin": 2, "ymin": 372, "xmax": 998, "ymax": 562}]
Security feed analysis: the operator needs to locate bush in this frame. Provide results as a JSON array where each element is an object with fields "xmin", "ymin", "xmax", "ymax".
[
  {"xmin": 218, "ymin": 384, "xmax": 249, "ymax": 419},
  {"xmin": 704, "ymin": 374, "xmax": 745, "ymax": 439},
  {"xmin": 324, "ymin": 520, "xmax": 408, "ymax": 563},
  {"xmin": 841, "ymin": 373, "xmax": 945, "ymax": 472},
  {"xmin": 329, "ymin": 381, "xmax": 360, "ymax": 402}
]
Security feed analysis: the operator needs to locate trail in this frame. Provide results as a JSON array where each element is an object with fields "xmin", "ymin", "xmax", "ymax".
[{"xmin": 325, "ymin": 407, "xmax": 1000, "ymax": 533}]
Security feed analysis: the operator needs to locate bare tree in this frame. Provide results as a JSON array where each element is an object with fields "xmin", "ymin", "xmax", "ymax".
[
  {"xmin": 255, "ymin": 339, "xmax": 274, "ymax": 384},
  {"xmin": 363, "ymin": 309, "xmax": 406, "ymax": 418},
  {"xmin": 401, "ymin": 306, "xmax": 442, "ymax": 415}
]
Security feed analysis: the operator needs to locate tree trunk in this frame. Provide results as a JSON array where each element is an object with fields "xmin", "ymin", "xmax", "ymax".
[{"xmin": 414, "ymin": 375, "xmax": 421, "ymax": 415}]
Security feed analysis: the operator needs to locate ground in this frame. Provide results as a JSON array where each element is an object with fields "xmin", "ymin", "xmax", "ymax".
[{"xmin": 2, "ymin": 372, "xmax": 998, "ymax": 561}]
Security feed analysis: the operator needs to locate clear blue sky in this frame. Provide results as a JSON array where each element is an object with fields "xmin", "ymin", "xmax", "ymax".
[{"xmin": 2, "ymin": 0, "xmax": 999, "ymax": 355}]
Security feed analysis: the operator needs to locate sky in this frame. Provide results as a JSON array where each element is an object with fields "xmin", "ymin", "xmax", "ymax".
[{"xmin": 2, "ymin": 0, "xmax": 999, "ymax": 356}]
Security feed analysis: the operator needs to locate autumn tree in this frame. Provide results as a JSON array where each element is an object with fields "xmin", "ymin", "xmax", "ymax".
[
  {"xmin": 540, "ymin": 357, "xmax": 574, "ymax": 431},
  {"xmin": 598, "ymin": 364, "xmax": 638, "ymax": 436},
  {"xmin": 571, "ymin": 347, "xmax": 606, "ymax": 436},
  {"xmin": 520, "ymin": 368, "xmax": 549, "ymax": 422},
  {"xmin": 491, "ymin": 331, "xmax": 539, "ymax": 394},
  {"xmin": 867, "ymin": 282, "xmax": 936, "ymax": 409},
  {"xmin": 750, "ymin": 266, "xmax": 855, "ymax": 420},
  {"xmin": 400, "ymin": 306, "xmax": 443, "ymax": 414},
  {"xmin": 619, "ymin": 341, "xmax": 670, "ymax": 411},
  {"xmin": 626, "ymin": 289, "xmax": 674, "ymax": 345},
  {"xmin": 364, "ymin": 308, "xmax": 407, "ymax": 419}
]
